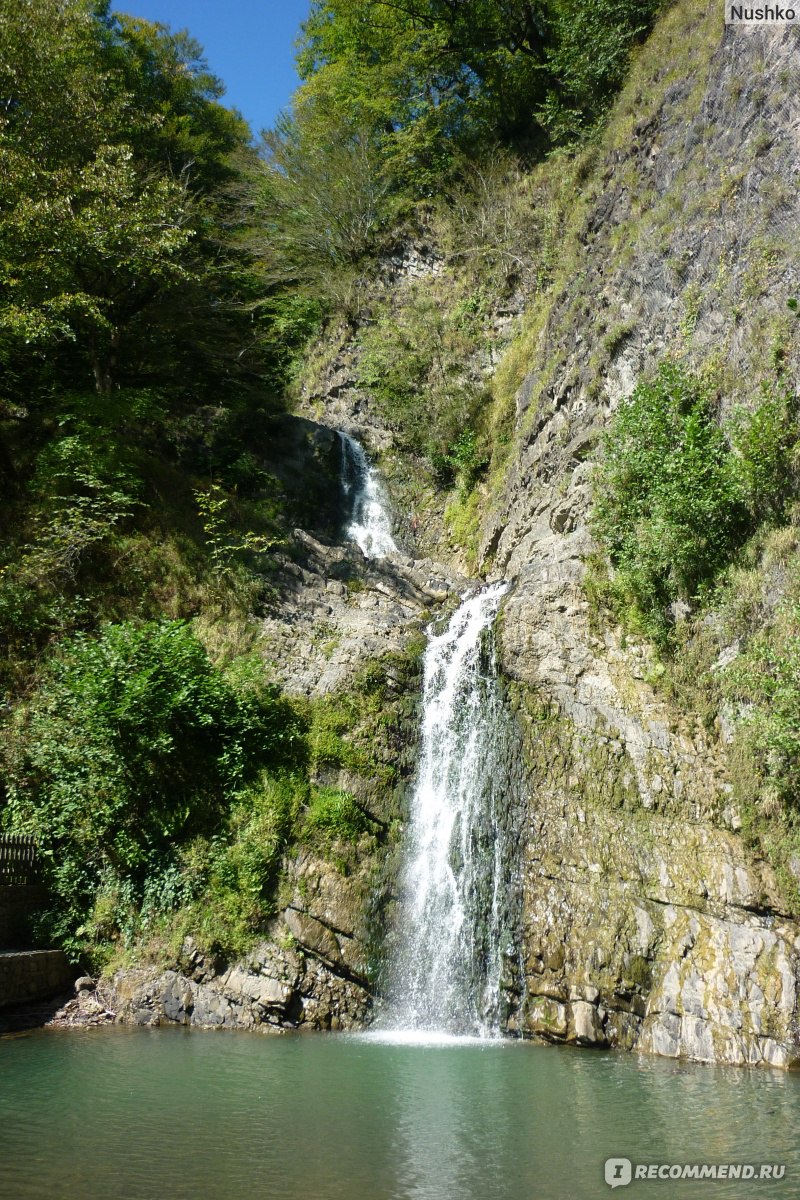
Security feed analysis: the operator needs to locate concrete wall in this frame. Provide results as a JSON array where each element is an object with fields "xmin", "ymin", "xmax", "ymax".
[{"xmin": 0, "ymin": 950, "xmax": 72, "ymax": 1009}]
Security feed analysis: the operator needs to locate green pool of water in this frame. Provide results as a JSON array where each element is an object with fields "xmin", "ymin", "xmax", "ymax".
[{"xmin": 1, "ymin": 1026, "xmax": 798, "ymax": 1199}]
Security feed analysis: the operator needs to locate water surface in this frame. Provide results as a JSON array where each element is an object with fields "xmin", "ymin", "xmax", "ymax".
[{"xmin": 1, "ymin": 1027, "xmax": 799, "ymax": 1199}]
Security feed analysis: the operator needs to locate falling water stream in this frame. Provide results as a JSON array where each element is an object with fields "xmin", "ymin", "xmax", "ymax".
[
  {"xmin": 339, "ymin": 436, "xmax": 521, "ymax": 1037},
  {"xmin": 384, "ymin": 583, "xmax": 522, "ymax": 1038},
  {"xmin": 339, "ymin": 431, "xmax": 398, "ymax": 559}
]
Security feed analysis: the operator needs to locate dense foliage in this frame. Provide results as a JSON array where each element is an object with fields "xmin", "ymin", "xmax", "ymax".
[
  {"xmin": 0, "ymin": 0, "xmax": 260, "ymax": 397},
  {"xmin": 297, "ymin": 0, "xmax": 662, "ymax": 187},
  {"xmin": 254, "ymin": 0, "xmax": 663, "ymax": 307},
  {"xmin": 0, "ymin": 0, "xmax": 694, "ymax": 969},
  {"xmin": 593, "ymin": 364, "xmax": 797, "ymax": 642},
  {"xmin": 0, "ymin": 0, "xmax": 300, "ymax": 688},
  {"xmin": 4, "ymin": 622, "xmax": 302, "ymax": 957},
  {"xmin": 726, "ymin": 607, "xmax": 800, "ymax": 816},
  {"xmin": 0, "ymin": 1, "xmax": 330, "ymax": 965}
]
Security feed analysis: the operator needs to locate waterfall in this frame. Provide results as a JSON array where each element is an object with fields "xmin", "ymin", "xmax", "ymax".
[
  {"xmin": 339, "ymin": 431, "xmax": 398, "ymax": 559},
  {"xmin": 385, "ymin": 582, "xmax": 522, "ymax": 1038}
]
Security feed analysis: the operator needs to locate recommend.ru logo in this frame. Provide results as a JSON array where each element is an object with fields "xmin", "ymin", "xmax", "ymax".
[
  {"xmin": 606, "ymin": 1160, "xmax": 633, "ymax": 1189},
  {"xmin": 605, "ymin": 1158, "xmax": 786, "ymax": 1187}
]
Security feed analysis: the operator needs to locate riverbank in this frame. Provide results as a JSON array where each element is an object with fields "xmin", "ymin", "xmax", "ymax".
[{"xmin": 0, "ymin": 977, "xmax": 115, "ymax": 1035}]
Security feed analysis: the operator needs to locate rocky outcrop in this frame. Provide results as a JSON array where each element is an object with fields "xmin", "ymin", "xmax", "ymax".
[
  {"xmin": 113, "ymin": 933, "xmax": 369, "ymax": 1033},
  {"xmin": 46, "ymin": 977, "xmax": 116, "ymax": 1028},
  {"xmin": 506, "ymin": 693, "xmax": 800, "ymax": 1067},
  {"xmin": 263, "ymin": 530, "xmax": 468, "ymax": 698},
  {"xmin": 111, "ymin": 851, "xmax": 382, "ymax": 1032},
  {"xmin": 109, "ymin": 699, "xmax": 413, "ymax": 1033},
  {"xmin": 479, "ymin": 11, "xmax": 800, "ymax": 1066},
  {"xmin": 112, "ymin": 805, "xmax": 419, "ymax": 1034}
]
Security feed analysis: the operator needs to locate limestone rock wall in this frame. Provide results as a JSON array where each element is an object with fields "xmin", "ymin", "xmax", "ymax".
[
  {"xmin": 112, "ymin": 932, "xmax": 371, "ymax": 1033},
  {"xmin": 506, "ymin": 696, "xmax": 800, "ymax": 1066},
  {"xmin": 111, "ymin": 842, "xmax": 397, "ymax": 1033},
  {"xmin": 482, "ymin": 11, "xmax": 800, "ymax": 1066}
]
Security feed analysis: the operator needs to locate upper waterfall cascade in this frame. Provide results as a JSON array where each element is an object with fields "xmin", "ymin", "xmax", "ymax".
[
  {"xmin": 385, "ymin": 582, "xmax": 522, "ymax": 1038},
  {"xmin": 339, "ymin": 432, "xmax": 398, "ymax": 560}
]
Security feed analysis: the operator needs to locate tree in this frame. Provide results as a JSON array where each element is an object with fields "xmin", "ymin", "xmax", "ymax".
[
  {"xmin": 1, "ymin": 141, "xmax": 194, "ymax": 393},
  {"xmin": 0, "ymin": 0, "xmax": 255, "ymax": 396},
  {"xmin": 254, "ymin": 103, "xmax": 391, "ymax": 305},
  {"xmin": 294, "ymin": 0, "xmax": 662, "ymax": 190}
]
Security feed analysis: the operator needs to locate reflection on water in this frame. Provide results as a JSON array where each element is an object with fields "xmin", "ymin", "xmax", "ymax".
[{"xmin": 0, "ymin": 1027, "xmax": 798, "ymax": 1200}]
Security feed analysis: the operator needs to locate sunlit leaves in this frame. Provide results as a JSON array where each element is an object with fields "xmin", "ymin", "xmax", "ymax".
[{"xmin": 0, "ymin": 0, "xmax": 252, "ymax": 391}]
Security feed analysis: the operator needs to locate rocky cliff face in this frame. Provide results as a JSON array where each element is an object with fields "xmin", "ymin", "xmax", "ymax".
[{"xmin": 482, "ymin": 9, "xmax": 800, "ymax": 1066}]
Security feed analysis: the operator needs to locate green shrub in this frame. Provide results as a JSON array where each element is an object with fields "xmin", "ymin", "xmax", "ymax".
[
  {"xmin": 195, "ymin": 483, "xmax": 283, "ymax": 577},
  {"xmin": 307, "ymin": 700, "xmax": 365, "ymax": 771},
  {"xmin": 0, "ymin": 431, "xmax": 142, "ymax": 669},
  {"xmin": 593, "ymin": 364, "xmax": 797, "ymax": 643},
  {"xmin": 729, "ymin": 386, "xmax": 799, "ymax": 522},
  {"xmin": 167, "ymin": 773, "xmax": 305, "ymax": 959},
  {"xmin": 357, "ymin": 288, "xmax": 486, "ymax": 467},
  {"xmin": 431, "ymin": 428, "xmax": 490, "ymax": 492},
  {"xmin": 594, "ymin": 364, "xmax": 747, "ymax": 640},
  {"xmin": 3, "ymin": 619, "xmax": 301, "ymax": 956}
]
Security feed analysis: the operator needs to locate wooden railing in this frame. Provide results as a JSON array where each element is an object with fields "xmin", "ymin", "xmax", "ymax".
[{"xmin": 0, "ymin": 836, "xmax": 40, "ymax": 886}]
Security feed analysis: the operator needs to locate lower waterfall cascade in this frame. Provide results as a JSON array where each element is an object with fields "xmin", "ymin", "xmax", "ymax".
[
  {"xmin": 339, "ymin": 431, "xmax": 398, "ymax": 559},
  {"xmin": 384, "ymin": 582, "xmax": 524, "ymax": 1038}
]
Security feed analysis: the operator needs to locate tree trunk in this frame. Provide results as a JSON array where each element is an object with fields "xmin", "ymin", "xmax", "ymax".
[{"xmin": 91, "ymin": 328, "xmax": 120, "ymax": 395}]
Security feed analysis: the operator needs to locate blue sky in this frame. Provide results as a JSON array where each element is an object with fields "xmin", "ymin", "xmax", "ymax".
[{"xmin": 114, "ymin": 0, "xmax": 312, "ymax": 136}]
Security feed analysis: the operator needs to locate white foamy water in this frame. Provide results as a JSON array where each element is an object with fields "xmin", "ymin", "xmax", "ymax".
[
  {"xmin": 351, "ymin": 1029, "xmax": 497, "ymax": 1048},
  {"xmin": 339, "ymin": 431, "xmax": 397, "ymax": 559},
  {"xmin": 385, "ymin": 582, "xmax": 516, "ymax": 1038}
]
